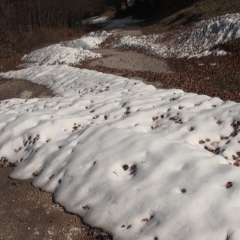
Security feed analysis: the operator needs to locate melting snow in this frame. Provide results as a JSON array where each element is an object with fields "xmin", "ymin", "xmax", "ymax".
[
  {"xmin": 22, "ymin": 31, "xmax": 112, "ymax": 66},
  {"xmin": 1, "ymin": 64, "xmax": 240, "ymax": 239},
  {"xmin": 114, "ymin": 13, "xmax": 240, "ymax": 58},
  {"xmin": 1, "ymin": 12, "xmax": 240, "ymax": 240}
]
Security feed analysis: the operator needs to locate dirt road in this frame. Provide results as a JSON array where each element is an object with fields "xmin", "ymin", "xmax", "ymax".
[{"xmin": 0, "ymin": 167, "xmax": 111, "ymax": 240}]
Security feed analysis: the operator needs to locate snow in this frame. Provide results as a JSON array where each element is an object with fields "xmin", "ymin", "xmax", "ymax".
[
  {"xmin": 113, "ymin": 13, "xmax": 240, "ymax": 58},
  {"xmin": 62, "ymin": 31, "xmax": 112, "ymax": 50},
  {"xmin": 82, "ymin": 16, "xmax": 109, "ymax": 25},
  {"xmin": 1, "ymin": 63, "xmax": 240, "ymax": 239},
  {"xmin": 22, "ymin": 31, "xmax": 112, "ymax": 66},
  {"xmin": 83, "ymin": 16, "xmax": 143, "ymax": 30},
  {"xmin": 22, "ymin": 44, "xmax": 101, "ymax": 66},
  {"xmin": 1, "ymin": 12, "xmax": 240, "ymax": 240}
]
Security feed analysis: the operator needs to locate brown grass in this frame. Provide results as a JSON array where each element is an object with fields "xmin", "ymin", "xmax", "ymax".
[{"xmin": 0, "ymin": 27, "xmax": 90, "ymax": 73}]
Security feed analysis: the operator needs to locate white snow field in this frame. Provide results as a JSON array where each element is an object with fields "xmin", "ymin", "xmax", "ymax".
[
  {"xmin": 1, "ymin": 64, "xmax": 240, "ymax": 240},
  {"xmin": 1, "ymin": 13, "xmax": 240, "ymax": 240}
]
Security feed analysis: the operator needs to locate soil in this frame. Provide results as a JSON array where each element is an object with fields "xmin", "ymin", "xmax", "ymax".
[
  {"xmin": 90, "ymin": 49, "xmax": 172, "ymax": 73},
  {"xmin": 0, "ymin": 167, "xmax": 111, "ymax": 240},
  {"xmin": 0, "ymin": 167, "xmax": 91, "ymax": 240},
  {"xmin": 0, "ymin": 77, "xmax": 54, "ymax": 101}
]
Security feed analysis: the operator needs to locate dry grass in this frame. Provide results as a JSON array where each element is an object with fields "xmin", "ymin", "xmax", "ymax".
[{"xmin": 0, "ymin": 27, "xmax": 89, "ymax": 72}]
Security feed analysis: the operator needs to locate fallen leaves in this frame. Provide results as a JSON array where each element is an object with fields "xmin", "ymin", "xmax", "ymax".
[
  {"xmin": 224, "ymin": 182, "xmax": 233, "ymax": 189},
  {"xmin": 14, "ymin": 147, "xmax": 21, "ymax": 153},
  {"xmin": 199, "ymin": 140, "xmax": 205, "ymax": 144},
  {"xmin": 73, "ymin": 126, "xmax": 78, "ymax": 131},
  {"xmin": 181, "ymin": 189, "xmax": 187, "ymax": 193},
  {"xmin": 211, "ymin": 142, "xmax": 219, "ymax": 146},
  {"xmin": 130, "ymin": 165, "xmax": 137, "ymax": 175},
  {"xmin": 49, "ymin": 174, "xmax": 54, "ymax": 179},
  {"xmin": 152, "ymin": 116, "xmax": 159, "ymax": 121},
  {"xmin": 233, "ymin": 162, "xmax": 239, "ymax": 167},
  {"xmin": 122, "ymin": 165, "xmax": 129, "ymax": 171},
  {"xmin": 1, "ymin": 157, "xmax": 8, "ymax": 163}
]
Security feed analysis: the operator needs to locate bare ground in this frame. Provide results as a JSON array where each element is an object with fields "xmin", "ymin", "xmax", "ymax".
[
  {"xmin": 0, "ymin": 77, "xmax": 53, "ymax": 101},
  {"xmin": 0, "ymin": 166, "xmax": 111, "ymax": 240}
]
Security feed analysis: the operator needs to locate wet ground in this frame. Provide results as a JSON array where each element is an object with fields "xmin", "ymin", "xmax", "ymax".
[
  {"xmin": 0, "ymin": 167, "xmax": 93, "ymax": 240},
  {"xmin": 0, "ymin": 77, "xmax": 53, "ymax": 101}
]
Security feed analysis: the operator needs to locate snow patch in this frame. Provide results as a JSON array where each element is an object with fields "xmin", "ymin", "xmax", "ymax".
[
  {"xmin": 1, "ymin": 64, "xmax": 240, "ymax": 239},
  {"xmin": 62, "ymin": 31, "xmax": 112, "ymax": 49},
  {"xmin": 22, "ymin": 44, "xmax": 101, "ymax": 66},
  {"xmin": 113, "ymin": 13, "xmax": 240, "ymax": 58}
]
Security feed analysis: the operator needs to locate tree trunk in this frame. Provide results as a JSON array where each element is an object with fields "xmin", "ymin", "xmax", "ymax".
[{"xmin": 125, "ymin": 0, "xmax": 129, "ymax": 9}]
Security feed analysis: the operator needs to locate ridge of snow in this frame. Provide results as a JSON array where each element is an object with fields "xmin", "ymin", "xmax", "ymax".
[
  {"xmin": 113, "ymin": 13, "xmax": 240, "ymax": 58},
  {"xmin": 82, "ymin": 16, "xmax": 109, "ymax": 24},
  {"xmin": 22, "ymin": 44, "xmax": 101, "ymax": 66},
  {"xmin": 62, "ymin": 31, "xmax": 112, "ymax": 49},
  {"xmin": 1, "ymin": 65, "xmax": 240, "ymax": 239},
  {"xmin": 22, "ymin": 31, "xmax": 112, "ymax": 66}
]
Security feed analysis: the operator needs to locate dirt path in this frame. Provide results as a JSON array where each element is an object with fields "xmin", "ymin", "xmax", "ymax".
[
  {"xmin": 0, "ymin": 167, "xmax": 111, "ymax": 240},
  {"xmin": 0, "ymin": 77, "xmax": 53, "ymax": 101},
  {"xmin": 0, "ymin": 168, "xmax": 90, "ymax": 240},
  {"xmin": 91, "ymin": 49, "xmax": 172, "ymax": 74}
]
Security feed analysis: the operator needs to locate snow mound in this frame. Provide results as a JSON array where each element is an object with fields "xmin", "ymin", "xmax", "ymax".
[
  {"xmin": 114, "ymin": 13, "xmax": 240, "ymax": 58},
  {"xmin": 62, "ymin": 31, "xmax": 112, "ymax": 49},
  {"xmin": 82, "ymin": 16, "xmax": 109, "ymax": 25},
  {"xmin": 22, "ymin": 44, "xmax": 101, "ymax": 66},
  {"xmin": 83, "ymin": 16, "xmax": 143, "ymax": 30},
  {"xmin": 1, "ymin": 65, "xmax": 240, "ymax": 239}
]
